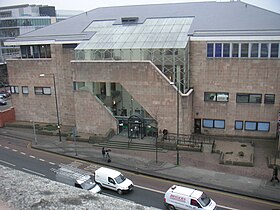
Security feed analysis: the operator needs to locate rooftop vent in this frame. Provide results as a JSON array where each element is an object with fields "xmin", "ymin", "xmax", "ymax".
[{"xmin": 121, "ymin": 17, "xmax": 139, "ymax": 24}]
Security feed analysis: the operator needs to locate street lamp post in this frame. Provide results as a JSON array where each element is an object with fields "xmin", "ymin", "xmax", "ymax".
[
  {"xmin": 40, "ymin": 73, "xmax": 62, "ymax": 142},
  {"xmin": 170, "ymin": 81, "xmax": 180, "ymax": 165}
]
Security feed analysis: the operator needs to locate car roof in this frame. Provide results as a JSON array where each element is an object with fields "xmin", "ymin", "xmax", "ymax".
[
  {"xmin": 168, "ymin": 185, "xmax": 203, "ymax": 199},
  {"xmin": 96, "ymin": 167, "xmax": 121, "ymax": 177}
]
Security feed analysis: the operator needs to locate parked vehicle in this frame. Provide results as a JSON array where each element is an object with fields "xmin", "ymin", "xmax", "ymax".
[
  {"xmin": 164, "ymin": 185, "xmax": 217, "ymax": 210},
  {"xmin": 55, "ymin": 167, "xmax": 101, "ymax": 194},
  {"xmin": 0, "ymin": 98, "xmax": 7, "ymax": 106},
  {"xmin": 94, "ymin": 167, "xmax": 133, "ymax": 194}
]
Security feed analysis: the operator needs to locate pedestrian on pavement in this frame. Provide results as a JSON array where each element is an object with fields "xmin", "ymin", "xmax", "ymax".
[
  {"xmin": 102, "ymin": 147, "xmax": 105, "ymax": 160},
  {"xmin": 270, "ymin": 165, "xmax": 279, "ymax": 183},
  {"xmin": 105, "ymin": 149, "xmax": 111, "ymax": 163}
]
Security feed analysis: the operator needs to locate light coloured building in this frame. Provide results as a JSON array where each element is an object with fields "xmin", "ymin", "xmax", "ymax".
[{"xmin": 4, "ymin": 1, "xmax": 280, "ymax": 141}]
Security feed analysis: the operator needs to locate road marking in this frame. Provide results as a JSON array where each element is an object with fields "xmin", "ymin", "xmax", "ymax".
[
  {"xmin": 0, "ymin": 144, "xmax": 1, "ymax": 146},
  {"xmin": 4, "ymin": 146, "xmax": 10, "ymax": 149},
  {"xmin": 22, "ymin": 168, "xmax": 45, "ymax": 177},
  {"xmin": 29, "ymin": 155, "xmax": 35, "ymax": 159},
  {"xmin": 217, "ymin": 205, "xmax": 240, "ymax": 210},
  {"xmin": 134, "ymin": 184, "xmax": 165, "ymax": 194},
  {"xmin": 39, "ymin": 159, "xmax": 45, "ymax": 162},
  {"xmin": 0, "ymin": 160, "xmax": 16, "ymax": 167},
  {"xmin": 12, "ymin": 149, "xmax": 18, "ymax": 152},
  {"xmin": 20, "ymin": 152, "xmax": 26, "ymax": 155},
  {"xmin": 49, "ymin": 162, "xmax": 56, "ymax": 165}
]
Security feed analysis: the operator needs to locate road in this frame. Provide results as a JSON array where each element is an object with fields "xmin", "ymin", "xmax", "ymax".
[{"xmin": 0, "ymin": 134, "xmax": 279, "ymax": 210}]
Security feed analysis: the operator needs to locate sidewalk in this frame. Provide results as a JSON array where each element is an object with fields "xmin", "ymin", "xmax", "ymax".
[{"xmin": 1, "ymin": 126, "xmax": 280, "ymax": 203}]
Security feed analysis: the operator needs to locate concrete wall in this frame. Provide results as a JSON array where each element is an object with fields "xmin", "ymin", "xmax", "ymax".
[
  {"xmin": 72, "ymin": 61, "xmax": 193, "ymax": 135},
  {"xmin": 190, "ymin": 41, "xmax": 280, "ymax": 138},
  {"xmin": 6, "ymin": 45, "xmax": 76, "ymax": 127}
]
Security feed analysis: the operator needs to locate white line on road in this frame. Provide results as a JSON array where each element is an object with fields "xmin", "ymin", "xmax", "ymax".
[
  {"xmin": 20, "ymin": 152, "xmax": 26, "ymax": 155},
  {"xmin": 29, "ymin": 155, "xmax": 35, "ymax": 159},
  {"xmin": 49, "ymin": 162, "xmax": 56, "ymax": 165},
  {"xmin": 217, "ymin": 205, "xmax": 240, "ymax": 210},
  {"xmin": 12, "ymin": 149, "xmax": 18, "ymax": 152},
  {"xmin": 4, "ymin": 146, "xmax": 10, "ymax": 149},
  {"xmin": 39, "ymin": 159, "xmax": 45, "ymax": 162},
  {"xmin": 134, "ymin": 184, "xmax": 165, "ymax": 194},
  {"xmin": 22, "ymin": 168, "xmax": 45, "ymax": 177},
  {"xmin": 0, "ymin": 160, "xmax": 16, "ymax": 167}
]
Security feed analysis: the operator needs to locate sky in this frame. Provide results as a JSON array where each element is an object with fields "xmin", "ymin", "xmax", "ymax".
[{"xmin": 1, "ymin": 0, "xmax": 280, "ymax": 14}]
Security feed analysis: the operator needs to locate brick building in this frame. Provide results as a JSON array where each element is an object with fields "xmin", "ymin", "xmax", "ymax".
[{"xmin": 4, "ymin": 1, "xmax": 280, "ymax": 140}]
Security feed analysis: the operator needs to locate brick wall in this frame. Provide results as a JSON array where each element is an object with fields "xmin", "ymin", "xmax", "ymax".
[{"xmin": 0, "ymin": 108, "xmax": 15, "ymax": 127}]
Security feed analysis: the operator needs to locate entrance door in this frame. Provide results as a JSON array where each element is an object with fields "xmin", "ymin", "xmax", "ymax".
[{"xmin": 194, "ymin": 119, "xmax": 201, "ymax": 134}]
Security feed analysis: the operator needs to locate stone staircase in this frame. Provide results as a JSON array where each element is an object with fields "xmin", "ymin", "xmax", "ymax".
[{"xmin": 94, "ymin": 140, "xmax": 167, "ymax": 153}]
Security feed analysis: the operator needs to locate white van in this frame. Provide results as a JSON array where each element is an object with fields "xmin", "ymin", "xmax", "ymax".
[
  {"xmin": 94, "ymin": 167, "xmax": 133, "ymax": 194},
  {"xmin": 164, "ymin": 185, "xmax": 216, "ymax": 210}
]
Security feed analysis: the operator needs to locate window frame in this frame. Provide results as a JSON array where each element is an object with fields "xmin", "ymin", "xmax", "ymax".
[
  {"xmin": 34, "ymin": 87, "xmax": 51, "ymax": 95},
  {"xmin": 264, "ymin": 94, "xmax": 275, "ymax": 104},
  {"xmin": 10, "ymin": 86, "xmax": 19, "ymax": 94},
  {"xmin": 235, "ymin": 120, "xmax": 243, "ymax": 130},
  {"xmin": 236, "ymin": 93, "xmax": 262, "ymax": 104},
  {"xmin": 204, "ymin": 92, "xmax": 229, "ymax": 102},
  {"xmin": 245, "ymin": 121, "xmax": 270, "ymax": 132},
  {"xmin": 22, "ymin": 86, "xmax": 29, "ymax": 94},
  {"xmin": 203, "ymin": 119, "xmax": 225, "ymax": 129},
  {"xmin": 207, "ymin": 43, "xmax": 214, "ymax": 58}
]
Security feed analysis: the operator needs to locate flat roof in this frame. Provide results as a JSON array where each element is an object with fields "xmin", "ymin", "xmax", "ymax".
[{"xmin": 5, "ymin": 1, "xmax": 280, "ymax": 46}]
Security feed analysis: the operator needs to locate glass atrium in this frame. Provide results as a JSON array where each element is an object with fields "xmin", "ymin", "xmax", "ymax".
[{"xmin": 75, "ymin": 17, "xmax": 193, "ymax": 93}]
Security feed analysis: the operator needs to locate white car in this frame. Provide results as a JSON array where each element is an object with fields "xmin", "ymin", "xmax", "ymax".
[{"xmin": 0, "ymin": 98, "xmax": 7, "ymax": 106}]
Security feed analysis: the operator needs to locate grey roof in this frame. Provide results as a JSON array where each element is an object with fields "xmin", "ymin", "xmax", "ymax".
[{"xmin": 5, "ymin": 1, "xmax": 280, "ymax": 45}]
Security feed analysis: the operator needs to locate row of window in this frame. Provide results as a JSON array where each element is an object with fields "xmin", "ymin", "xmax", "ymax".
[
  {"xmin": 11, "ymin": 86, "xmax": 51, "ymax": 95},
  {"xmin": 207, "ymin": 42, "xmax": 280, "ymax": 59},
  {"xmin": 203, "ymin": 119, "xmax": 270, "ymax": 132},
  {"xmin": 20, "ymin": 45, "xmax": 51, "ymax": 59},
  {"xmin": 0, "ymin": 19, "xmax": 51, "ymax": 27},
  {"xmin": 204, "ymin": 92, "xmax": 275, "ymax": 104}
]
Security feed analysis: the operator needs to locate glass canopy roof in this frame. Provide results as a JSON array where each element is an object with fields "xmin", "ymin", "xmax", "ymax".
[{"xmin": 77, "ymin": 17, "xmax": 193, "ymax": 50}]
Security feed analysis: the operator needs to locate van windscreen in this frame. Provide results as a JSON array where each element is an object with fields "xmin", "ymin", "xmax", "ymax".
[
  {"xmin": 198, "ymin": 192, "xmax": 211, "ymax": 207},
  {"xmin": 115, "ymin": 174, "xmax": 126, "ymax": 184}
]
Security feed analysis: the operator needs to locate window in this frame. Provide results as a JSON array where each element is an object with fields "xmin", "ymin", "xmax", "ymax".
[
  {"xmin": 223, "ymin": 43, "xmax": 230, "ymax": 57},
  {"xmin": 232, "ymin": 43, "xmax": 239, "ymax": 57},
  {"xmin": 121, "ymin": 17, "xmax": 139, "ymax": 24},
  {"xmin": 235, "ymin": 121, "xmax": 243, "ymax": 130},
  {"xmin": 264, "ymin": 94, "xmax": 275, "ymax": 104},
  {"xmin": 20, "ymin": 44, "xmax": 51, "ymax": 59},
  {"xmin": 261, "ymin": 43, "xmax": 268, "ymax": 58},
  {"xmin": 10, "ymin": 86, "xmax": 19, "ymax": 94},
  {"xmin": 214, "ymin": 43, "xmax": 222, "ymax": 57},
  {"xmin": 34, "ymin": 87, "xmax": 51, "ymax": 95},
  {"xmin": 22, "ymin": 86, "xmax": 29, "ymax": 94},
  {"xmin": 250, "ymin": 43, "xmax": 259, "ymax": 58},
  {"xmin": 271, "ymin": 43, "xmax": 279, "ymax": 58},
  {"xmin": 236, "ymin": 93, "xmax": 261, "ymax": 103},
  {"xmin": 204, "ymin": 92, "xmax": 229, "ymax": 102},
  {"xmin": 203, "ymin": 119, "xmax": 225, "ymax": 129},
  {"xmin": 257, "ymin": 122, "xmax": 270, "ymax": 132},
  {"xmin": 241, "ymin": 43, "xmax": 249, "ymax": 57},
  {"xmin": 245, "ymin": 121, "xmax": 270, "ymax": 132},
  {"xmin": 207, "ymin": 43, "xmax": 214, "ymax": 57}
]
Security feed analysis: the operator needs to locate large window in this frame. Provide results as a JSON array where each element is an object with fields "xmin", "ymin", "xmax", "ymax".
[
  {"xmin": 207, "ymin": 42, "xmax": 279, "ymax": 59},
  {"xmin": 236, "ymin": 93, "xmax": 261, "ymax": 103},
  {"xmin": 204, "ymin": 92, "xmax": 229, "ymax": 102},
  {"xmin": 245, "ymin": 121, "xmax": 270, "ymax": 132},
  {"xmin": 203, "ymin": 119, "xmax": 225, "ymax": 129},
  {"xmin": 34, "ymin": 87, "xmax": 51, "ymax": 95},
  {"xmin": 264, "ymin": 94, "xmax": 275, "ymax": 104},
  {"xmin": 20, "ymin": 45, "xmax": 51, "ymax": 59}
]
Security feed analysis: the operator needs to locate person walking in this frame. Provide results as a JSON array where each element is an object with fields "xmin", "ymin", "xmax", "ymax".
[
  {"xmin": 270, "ymin": 165, "xmax": 279, "ymax": 183},
  {"xmin": 102, "ymin": 147, "xmax": 106, "ymax": 160}
]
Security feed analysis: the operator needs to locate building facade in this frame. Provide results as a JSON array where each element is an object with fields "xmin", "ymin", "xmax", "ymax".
[{"xmin": 5, "ymin": 1, "xmax": 280, "ymax": 140}]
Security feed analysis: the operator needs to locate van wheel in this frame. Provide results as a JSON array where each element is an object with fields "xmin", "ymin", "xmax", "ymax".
[
  {"xmin": 117, "ymin": 189, "xmax": 123, "ymax": 195},
  {"xmin": 167, "ymin": 204, "xmax": 176, "ymax": 210}
]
